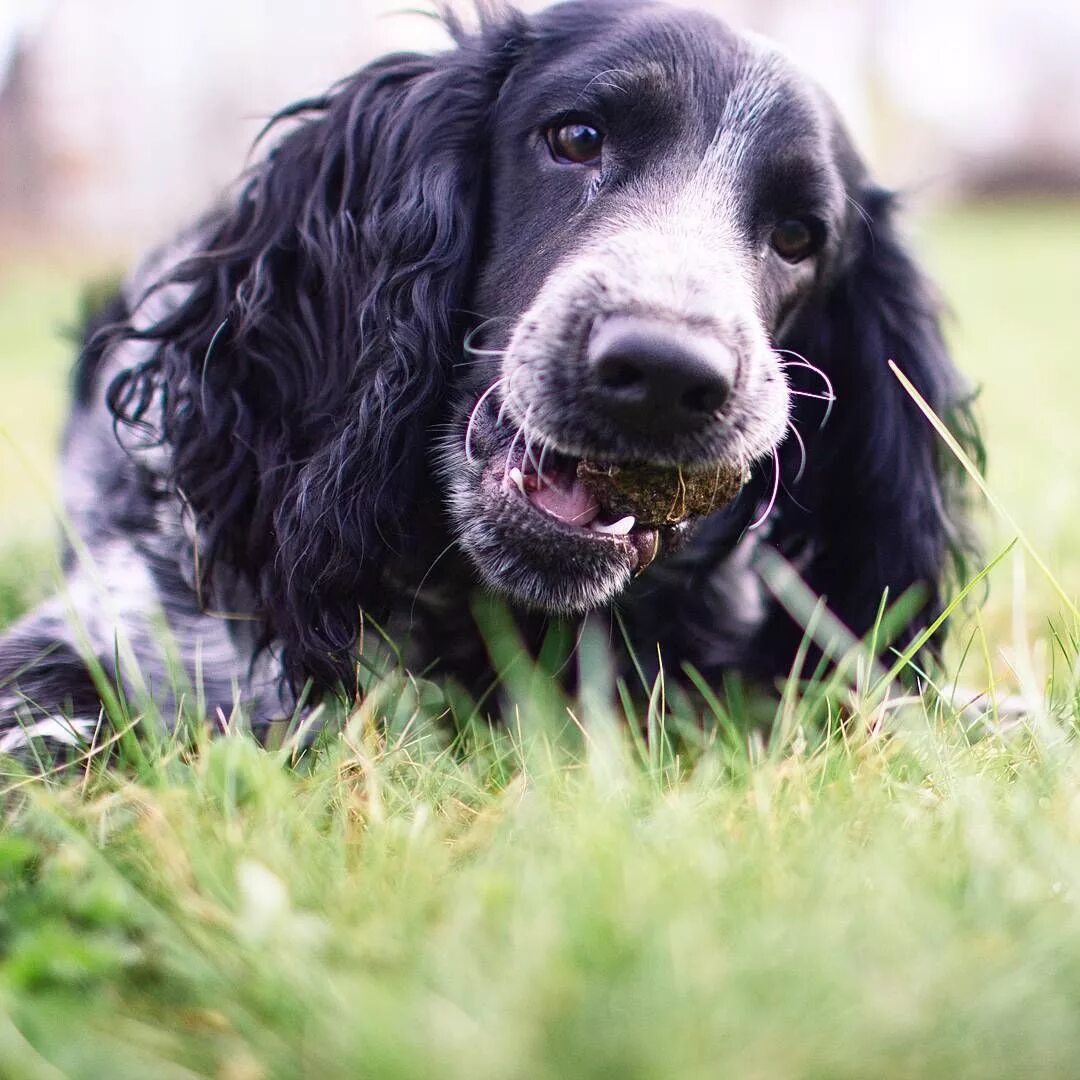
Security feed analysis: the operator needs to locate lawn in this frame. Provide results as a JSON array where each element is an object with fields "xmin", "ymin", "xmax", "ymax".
[{"xmin": 1, "ymin": 200, "xmax": 1079, "ymax": 1078}]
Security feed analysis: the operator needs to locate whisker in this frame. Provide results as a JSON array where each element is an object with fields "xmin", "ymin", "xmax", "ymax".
[
  {"xmin": 786, "ymin": 419, "xmax": 807, "ymax": 485},
  {"xmin": 462, "ymin": 344, "xmax": 507, "ymax": 359},
  {"xmin": 463, "ymin": 314, "xmax": 512, "ymax": 335},
  {"xmin": 788, "ymin": 388, "xmax": 837, "ymax": 430},
  {"xmin": 522, "ymin": 407, "xmax": 543, "ymax": 475},
  {"xmin": 844, "ymin": 193, "xmax": 876, "ymax": 250},
  {"xmin": 464, "ymin": 376, "xmax": 506, "ymax": 464},
  {"xmin": 537, "ymin": 433, "xmax": 554, "ymax": 482},
  {"xmin": 775, "ymin": 348, "xmax": 836, "ymax": 402},
  {"xmin": 454, "ymin": 356, "xmax": 505, "ymax": 368},
  {"xmin": 749, "ymin": 448, "xmax": 781, "ymax": 531},
  {"xmin": 462, "ymin": 329, "xmax": 507, "ymax": 359},
  {"xmin": 786, "ymin": 378, "xmax": 842, "ymax": 427},
  {"xmin": 525, "ymin": 442, "xmax": 543, "ymax": 477},
  {"xmin": 495, "ymin": 393, "xmax": 513, "ymax": 429},
  {"xmin": 574, "ymin": 67, "xmax": 634, "ymax": 103},
  {"xmin": 496, "ymin": 364, "xmax": 530, "ymax": 429},
  {"xmin": 453, "ymin": 309, "xmax": 511, "ymax": 323},
  {"xmin": 503, "ymin": 424, "xmax": 525, "ymax": 480},
  {"xmin": 409, "ymin": 539, "xmax": 460, "ymax": 628},
  {"xmin": 462, "ymin": 316, "xmax": 513, "ymax": 358}
]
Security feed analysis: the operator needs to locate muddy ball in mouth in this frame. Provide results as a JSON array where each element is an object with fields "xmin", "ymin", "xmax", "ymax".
[{"xmin": 575, "ymin": 459, "xmax": 749, "ymax": 527}]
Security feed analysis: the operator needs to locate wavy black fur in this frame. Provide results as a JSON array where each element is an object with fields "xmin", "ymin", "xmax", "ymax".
[{"xmin": 106, "ymin": 19, "xmax": 528, "ymax": 689}]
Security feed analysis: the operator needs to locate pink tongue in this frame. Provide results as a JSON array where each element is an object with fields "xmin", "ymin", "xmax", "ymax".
[{"xmin": 529, "ymin": 478, "xmax": 601, "ymax": 526}]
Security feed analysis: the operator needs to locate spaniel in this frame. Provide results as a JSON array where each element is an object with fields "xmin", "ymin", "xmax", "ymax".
[{"xmin": 0, "ymin": 0, "xmax": 977, "ymax": 754}]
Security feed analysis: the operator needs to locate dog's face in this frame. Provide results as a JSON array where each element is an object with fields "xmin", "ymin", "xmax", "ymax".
[{"xmin": 444, "ymin": 2, "xmax": 849, "ymax": 613}]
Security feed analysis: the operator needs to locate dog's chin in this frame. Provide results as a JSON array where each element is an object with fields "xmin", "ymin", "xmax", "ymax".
[{"xmin": 445, "ymin": 438, "xmax": 726, "ymax": 615}]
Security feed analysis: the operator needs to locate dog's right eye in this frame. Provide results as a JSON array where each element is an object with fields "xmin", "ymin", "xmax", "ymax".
[
  {"xmin": 769, "ymin": 218, "xmax": 823, "ymax": 263},
  {"xmin": 547, "ymin": 122, "xmax": 604, "ymax": 165}
]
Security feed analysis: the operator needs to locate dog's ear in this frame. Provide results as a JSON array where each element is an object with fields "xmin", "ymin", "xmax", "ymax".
[
  {"xmin": 769, "ymin": 185, "xmax": 980, "ymax": 661},
  {"xmin": 109, "ymin": 18, "xmax": 528, "ymax": 691}
]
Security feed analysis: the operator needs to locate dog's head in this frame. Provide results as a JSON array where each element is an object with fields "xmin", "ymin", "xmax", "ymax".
[
  {"xmin": 446, "ymin": 2, "xmax": 850, "ymax": 612},
  {"xmin": 113, "ymin": 0, "xmax": 974, "ymax": 690}
]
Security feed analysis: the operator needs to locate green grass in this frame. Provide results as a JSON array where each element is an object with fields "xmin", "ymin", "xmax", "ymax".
[
  {"xmin": 5, "ymin": 678, "xmax": 1080, "ymax": 1078},
  {"xmin": 1, "ymin": 200, "xmax": 1080, "ymax": 1077}
]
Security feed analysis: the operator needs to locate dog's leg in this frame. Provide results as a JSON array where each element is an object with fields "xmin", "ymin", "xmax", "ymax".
[{"xmin": 0, "ymin": 599, "xmax": 109, "ymax": 765}]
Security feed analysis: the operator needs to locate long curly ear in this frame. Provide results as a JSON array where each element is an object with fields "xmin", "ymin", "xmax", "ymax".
[
  {"xmin": 768, "ymin": 185, "xmax": 981, "ymax": 663},
  {"xmin": 109, "ymin": 17, "xmax": 527, "ymax": 692}
]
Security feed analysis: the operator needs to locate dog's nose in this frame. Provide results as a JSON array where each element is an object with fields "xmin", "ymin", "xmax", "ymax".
[{"xmin": 586, "ymin": 315, "xmax": 735, "ymax": 434}]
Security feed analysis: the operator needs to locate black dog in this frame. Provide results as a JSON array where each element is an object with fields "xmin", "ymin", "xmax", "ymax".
[{"xmin": 0, "ymin": 0, "xmax": 977, "ymax": 753}]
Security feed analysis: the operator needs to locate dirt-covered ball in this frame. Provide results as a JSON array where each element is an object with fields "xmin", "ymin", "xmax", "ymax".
[{"xmin": 576, "ymin": 460, "xmax": 749, "ymax": 526}]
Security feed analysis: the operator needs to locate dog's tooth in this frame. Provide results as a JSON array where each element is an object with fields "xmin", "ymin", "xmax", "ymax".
[
  {"xmin": 593, "ymin": 515, "xmax": 636, "ymax": 536},
  {"xmin": 508, "ymin": 467, "xmax": 526, "ymax": 495}
]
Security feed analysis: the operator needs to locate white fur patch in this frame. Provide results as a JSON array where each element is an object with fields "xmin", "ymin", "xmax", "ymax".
[{"xmin": 0, "ymin": 714, "xmax": 95, "ymax": 754}]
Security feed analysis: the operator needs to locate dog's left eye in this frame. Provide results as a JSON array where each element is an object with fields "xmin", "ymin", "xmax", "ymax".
[
  {"xmin": 547, "ymin": 122, "xmax": 604, "ymax": 165},
  {"xmin": 769, "ymin": 218, "xmax": 823, "ymax": 263}
]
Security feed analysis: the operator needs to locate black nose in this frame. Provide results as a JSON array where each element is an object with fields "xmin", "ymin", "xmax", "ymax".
[{"xmin": 586, "ymin": 315, "xmax": 736, "ymax": 435}]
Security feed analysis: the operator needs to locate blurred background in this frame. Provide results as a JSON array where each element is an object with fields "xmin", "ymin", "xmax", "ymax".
[
  {"xmin": 3, "ymin": 0, "xmax": 1079, "ymax": 247},
  {"xmin": 1, "ymin": 0, "xmax": 1078, "ymax": 685}
]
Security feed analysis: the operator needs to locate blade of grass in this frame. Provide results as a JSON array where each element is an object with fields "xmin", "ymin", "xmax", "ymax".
[
  {"xmin": 870, "ymin": 536, "xmax": 1017, "ymax": 698},
  {"xmin": 890, "ymin": 359, "xmax": 1079, "ymax": 622}
]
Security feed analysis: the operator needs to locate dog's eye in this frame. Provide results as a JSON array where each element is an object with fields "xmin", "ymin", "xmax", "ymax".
[
  {"xmin": 769, "ymin": 218, "xmax": 822, "ymax": 263},
  {"xmin": 547, "ymin": 122, "xmax": 604, "ymax": 165}
]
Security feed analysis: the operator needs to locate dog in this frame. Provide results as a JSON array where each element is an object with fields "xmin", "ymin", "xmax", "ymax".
[{"xmin": 0, "ymin": 0, "xmax": 978, "ymax": 755}]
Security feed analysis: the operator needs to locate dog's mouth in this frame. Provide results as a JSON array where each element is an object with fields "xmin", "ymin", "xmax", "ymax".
[
  {"xmin": 493, "ymin": 442, "xmax": 749, "ymax": 575},
  {"xmin": 502, "ymin": 448, "xmax": 660, "ymax": 574},
  {"xmin": 448, "ymin": 347, "xmax": 767, "ymax": 613}
]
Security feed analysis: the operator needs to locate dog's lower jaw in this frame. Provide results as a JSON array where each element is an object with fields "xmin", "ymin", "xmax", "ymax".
[
  {"xmin": 443, "ymin": 427, "xmax": 715, "ymax": 615},
  {"xmin": 450, "ymin": 469, "xmax": 643, "ymax": 615}
]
